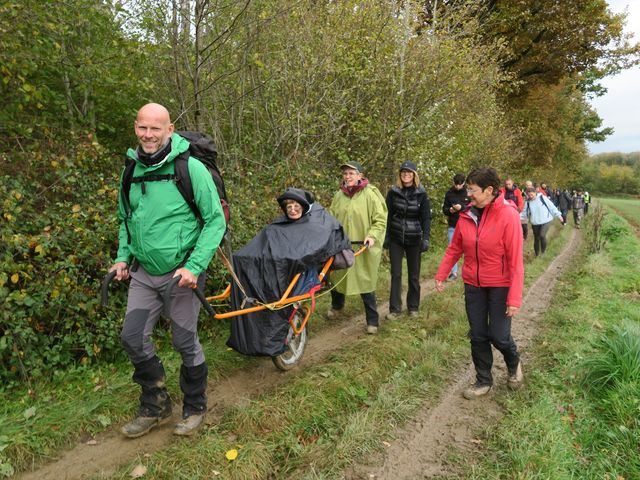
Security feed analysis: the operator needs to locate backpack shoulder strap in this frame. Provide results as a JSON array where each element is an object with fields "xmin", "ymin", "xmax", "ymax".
[
  {"xmin": 121, "ymin": 158, "xmax": 136, "ymax": 214},
  {"xmin": 174, "ymin": 152, "xmax": 202, "ymax": 224},
  {"xmin": 539, "ymin": 195, "xmax": 552, "ymax": 215},
  {"xmin": 120, "ymin": 158, "xmax": 137, "ymax": 244}
]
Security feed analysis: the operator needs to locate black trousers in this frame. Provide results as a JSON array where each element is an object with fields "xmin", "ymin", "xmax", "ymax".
[
  {"xmin": 531, "ymin": 221, "xmax": 551, "ymax": 256},
  {"xmin": 521, "ymin": 223, "xmax": 528, "ymax": 240},
  {"xmin": 464, "ymin": 284, "xmax": 520, "ymax": 386},
  {"xmin": 388, "ymin": 241, "xmax": 422, "ymax": 313},
  {"xmin": 331, "ymin": 290, "xmax": 379, "ymax": 326}
]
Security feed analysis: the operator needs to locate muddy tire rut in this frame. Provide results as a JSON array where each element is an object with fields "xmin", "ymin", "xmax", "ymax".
[{"xmin": 18, "ymin": 229, "xmax": 579, "ymax": 480}]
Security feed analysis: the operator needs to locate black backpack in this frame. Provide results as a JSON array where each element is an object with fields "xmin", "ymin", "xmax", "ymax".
[{"xmin": 120, "ymin": 131, "xmax": 230, "ymax": 244}]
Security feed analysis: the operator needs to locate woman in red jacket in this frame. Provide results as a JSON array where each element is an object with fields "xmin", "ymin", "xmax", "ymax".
[{"xmin": 435, "ymin": 167, "xmax": 524, "ymax": 399}]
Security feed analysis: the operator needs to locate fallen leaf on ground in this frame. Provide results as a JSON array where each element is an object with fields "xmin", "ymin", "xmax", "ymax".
[
  {"xmin": 225, "ymin": 449, "xmax": 238, "ymax": 461},
  {"xmin": 130, "ymin": 464, "xmax": 147, "ymax": 478},
  {"xmin": 382, "ymin": 441, "xmax": 391, "ymax": 447},
  {"xmin": 86, "ymin": 440, "xmax": 98, "ymax": 446},
  {"xmin": 211, "ymin": 470, "xmax": 221, "ymax": 476},
  {"xmin": 470, "ymin": 438, "xmax": 482, "ymax": 444}
]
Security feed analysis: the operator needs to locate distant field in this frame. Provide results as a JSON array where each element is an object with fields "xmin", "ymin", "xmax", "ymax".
[{"xmin": 600, "ymin": 197, "xmax": 640, "ymax": 229}]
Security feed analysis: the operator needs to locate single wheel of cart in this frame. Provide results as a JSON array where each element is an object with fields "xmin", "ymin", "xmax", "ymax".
[{"xmin": 272, "ymin": 304, "xmax": 309, "ymax": 371}]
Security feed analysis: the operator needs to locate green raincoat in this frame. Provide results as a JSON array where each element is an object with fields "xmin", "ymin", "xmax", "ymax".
[
  {"xmin": 115, "ymin": 133, "xmax": 226, "ymax": 276},
  {"xmin": 330, "ymin": 183, "xmax": 387, "ymax": 295}
]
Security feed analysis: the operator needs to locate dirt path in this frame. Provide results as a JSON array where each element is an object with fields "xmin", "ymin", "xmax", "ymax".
[
  {"xmin": 353, "ymin": 228, "xmax": 581, "ymax": 479},
  {"xmin": 18, "ymin": 229, "xmax": 579, "ymax": 480}
]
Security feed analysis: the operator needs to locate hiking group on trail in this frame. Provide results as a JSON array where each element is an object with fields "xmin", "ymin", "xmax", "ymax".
[{"xmin": 109, "ymin": 103, "xmax": 589, "ymax": 438}]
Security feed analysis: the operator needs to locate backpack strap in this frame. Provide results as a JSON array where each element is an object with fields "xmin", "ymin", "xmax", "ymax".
[
  {"xmin": 120, "ymin": 159, "xmax": 137, "ymax": 245},
  {"xmin": 539, "ymin": 195, "xmax": 553, "ymax": 216},
  {"xmin": 173, "ymin": 152, "xmax": 203, "ymax": 225},
  {"xmin": 131, "ymin": 173, "xmax": 176, "ymax": 194}
]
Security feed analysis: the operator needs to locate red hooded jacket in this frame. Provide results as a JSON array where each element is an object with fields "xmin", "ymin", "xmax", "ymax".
[
  {"xmin": 435, "ymin": 193, "xmax": 524, "ymax": 307},
  {"xmin": 499, "ymin": 186, "xmax": 524, "ymax": 212}
]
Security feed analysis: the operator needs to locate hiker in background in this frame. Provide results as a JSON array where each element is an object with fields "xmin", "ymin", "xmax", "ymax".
[
  {"xmin": 539, "ymin": 182, "xmax": 553, "ymax": 201},
  {"xmin": 434, "ymin": 167, "xmax": 524, "ymax": 399},
  {"xmin": 572, "ymin": 190, "xmax": 586, "ymax": 228},
  {"xmin": 553, "ymin": 188, "xmax": 572, "ymax": 225},
  {"xmin": 328, "ymin": 161, "xmax": 387, "ymax": 334},
  {"xmin": 521, "ymin": 186, "xmax": 564, "ymax": 256},
  {"xmin": 500, "ymin": 177, "xmax": 524, "ymax": 212},
  {"xmin": 521, "ymin": 180, "xmax": 534, "ymax": 240},
  {"xmin": 501, "ymin": 177, "xmax": 526, "ymax": 242},
  {"xmin": 110, "ymin": 103, "xmax": 226, "ymax": 438},
  {"xmin": 384, "ymin": 161, "xmax": 432, "ymax": 319},
  {"xmin": 584, "ymin": 191, "xmax": 591, "ymax": 215},
  {"xmin": 441, "ymin": 173, "xmax": 468, "ymax": 281}
]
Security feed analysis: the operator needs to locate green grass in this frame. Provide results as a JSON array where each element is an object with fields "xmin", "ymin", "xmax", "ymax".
[
  {"xmin": 600, "ymin": 197, "xmax": 640, "ymax": 230},
  {"xmin": 466, "ymin": 207, "xmax": 640, "ymax": 480}
]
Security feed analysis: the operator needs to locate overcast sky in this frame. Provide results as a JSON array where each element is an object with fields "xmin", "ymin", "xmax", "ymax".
[{"xmin": 587, "ymin": 0, "xmax": 640, "ymax": 154}]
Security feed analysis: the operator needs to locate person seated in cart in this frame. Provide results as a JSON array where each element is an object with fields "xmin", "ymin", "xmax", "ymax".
[{"xmin": 227, "ymin": 187, "xmax": 353, "ymax": 357}]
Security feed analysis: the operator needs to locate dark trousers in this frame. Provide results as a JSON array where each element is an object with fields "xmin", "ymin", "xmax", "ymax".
[
  {"xmin": 521, "ymin": 223, "xmax": 528, "ymax": 240},
  {"xmin": 560, "ymin": 209, "xmax": 568, "ymax": 225},
  {"xmin": 388, "ymin": 241, "xmax": 421, "ymax": 313},
  {"xmin": 331, "ymin": 290, "xmax": 379, "ymax": 326},
  {"xmin": 531, "ymin": 221, "xmax": 551, "ymax": 256},
  {"xmin": 464, "ymin": 284, "xmax": 520, "ymax": 386}
]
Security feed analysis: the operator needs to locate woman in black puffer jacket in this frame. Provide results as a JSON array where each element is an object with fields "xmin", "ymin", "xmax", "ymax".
[{"xmin": 384, "ymin": 161, "xmax": 431, "ymax": 318}]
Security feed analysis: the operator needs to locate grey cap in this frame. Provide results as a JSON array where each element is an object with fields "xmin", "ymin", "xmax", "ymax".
[{"xmin": 340, "ymin": 161, "xmax": 363, "ymax": 173}]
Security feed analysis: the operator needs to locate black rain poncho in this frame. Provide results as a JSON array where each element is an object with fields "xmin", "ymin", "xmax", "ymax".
[{"xmin": 226, "ymin": 188, "xmax": 352, "ymax": 356}]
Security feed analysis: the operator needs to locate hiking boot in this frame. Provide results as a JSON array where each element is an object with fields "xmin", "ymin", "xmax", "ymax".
[
  {"xmin": 508, "ymin": 362, "xmax": 524, "ymax": 390},
  {"xmin": 326, "ymin": 308, "xmax": 342, "ymax": 319},
  {"xmin": 462, "ymin": 383, "xmax": 492, "ymax": 400},
  {"xmin": 407, "ymin": 310, "xmax": 419, "ymax": 318},
  {"xmin": 173, "ymin": 413, "xmax": 205, "ymax": 436},
  {"xmin": 385, "ymin": 312, "xmax": 399, "ymax": 321},
  {"xmin": 447, "ymin": 273, "xmax": 458, "ymax": 281},
  {"xmin": 365, "ymin": 325, "xmax": 378, "ymax": 335},
  {"xmin": 121, "ymin": 409, "xmax": 172, "ymax": 438}
]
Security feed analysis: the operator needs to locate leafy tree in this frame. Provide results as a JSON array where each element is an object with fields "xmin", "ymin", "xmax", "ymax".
[{"xmin": 0, "ymin": 0, "xmax": 153, "ymax": 153}]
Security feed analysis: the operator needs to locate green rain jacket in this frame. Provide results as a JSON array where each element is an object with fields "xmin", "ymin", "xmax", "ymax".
[
  {"xmin": 329, "ymin": 183, "xmax": 387, "ymax": 295},
  {"xmin": 115, "ymin": 133, "xmax": 226, "ymax": 276}
]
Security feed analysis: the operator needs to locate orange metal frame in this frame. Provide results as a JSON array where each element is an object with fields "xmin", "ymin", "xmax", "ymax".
[{"xmin": 203, "ymin": 246, "xmax": 366, "ymax": 330}]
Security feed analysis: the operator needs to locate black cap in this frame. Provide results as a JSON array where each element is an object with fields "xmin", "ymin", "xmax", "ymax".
[
  {"xmin": 277, "ymin": 187, "xmax": 313, "ymax": 216},
  {"xmin": 399, "ymin": 160, "xmax": 418, "ymax": 174},
  {"xmin": 340, "ymin": 161, "xmax": 363, "ymax": 173}
]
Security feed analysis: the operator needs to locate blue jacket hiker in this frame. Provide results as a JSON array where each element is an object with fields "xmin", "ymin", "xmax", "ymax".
[{"xmin": 521, "ymin": 187, "xmax": 563, "ymax": 256}]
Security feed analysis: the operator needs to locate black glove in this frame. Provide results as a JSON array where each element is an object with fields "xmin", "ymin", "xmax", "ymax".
[{"xmin": 420, "ymin": 238, "xmax": 430, "ymax": 252}]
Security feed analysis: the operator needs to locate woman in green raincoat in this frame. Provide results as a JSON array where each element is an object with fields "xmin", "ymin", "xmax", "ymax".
[{"xmin": 328, "ymin": 161, "xmax": 388, "ymax": 334}]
